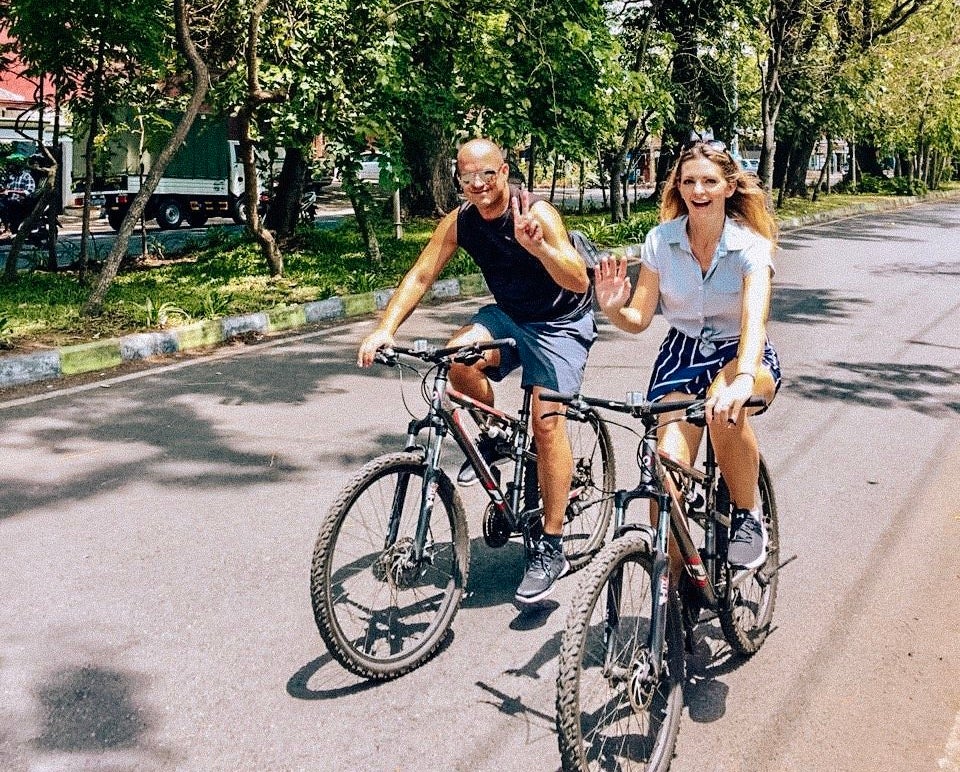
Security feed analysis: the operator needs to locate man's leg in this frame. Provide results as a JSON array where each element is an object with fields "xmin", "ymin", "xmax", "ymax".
[
  {"xmin": 513, "ymin": 387, "xmax": 574, "ymax": 605},
  {"xmin": 446, "ymin": 323, "xmax": 497, "ymax": 406},
  {"xmin": 447, "ymin": 323, "xmax": 510, "ymax": 487},
  {"xmin": 531, "ymin": 387, "xmax": 573, "ymax": 537}
]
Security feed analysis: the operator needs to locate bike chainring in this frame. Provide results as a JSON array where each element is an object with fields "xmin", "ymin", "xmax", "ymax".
[{"xmin": 482, "ymin": 503, "xmax": 512, "ymax": 548}]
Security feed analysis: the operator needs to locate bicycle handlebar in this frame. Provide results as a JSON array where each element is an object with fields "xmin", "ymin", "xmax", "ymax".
[
  {"xmin": 375, "ymin": 337, "xmax": 516, "ymax": 366},
  {"xmin": 541, "ymin": 390, "xmax": 767, "ymax": 421}
]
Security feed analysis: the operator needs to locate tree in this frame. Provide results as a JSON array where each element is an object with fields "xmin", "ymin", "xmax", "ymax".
[
  {"xmin": 2, "ymin": 0, "xmax": 167, "ymax": 276},
  {"xmin": 83, "ymin": 0, "xmax": 214, "ymax": 315}
]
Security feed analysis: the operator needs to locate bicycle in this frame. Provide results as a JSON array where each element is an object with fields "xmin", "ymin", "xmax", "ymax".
[
  {"xmin": 551, "ymin": 390, "xmax": 791, "ymax": 771},
  {"xmin": 309, "ymin": 338, "xmax": 616, "ymax": 681}
]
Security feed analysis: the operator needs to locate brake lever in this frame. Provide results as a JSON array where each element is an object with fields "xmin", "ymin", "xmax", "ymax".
[
  {"xmin": 685, "ymin": 403, "xmax": 707, "ymax": 427},
  {"xmin": 374, "ymin": 348, "xmax": 399, "ymax": 367}
]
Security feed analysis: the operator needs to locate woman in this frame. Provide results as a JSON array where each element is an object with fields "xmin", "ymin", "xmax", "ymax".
[{"xmin": 595, "ymin": 140, "xmax": 781, "ymax": 569}]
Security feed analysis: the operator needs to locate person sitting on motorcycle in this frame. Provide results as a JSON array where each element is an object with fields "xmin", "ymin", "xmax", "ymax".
[{"xmin": 0, "ymin": 164, "xmax": 38, "ymax": 234}]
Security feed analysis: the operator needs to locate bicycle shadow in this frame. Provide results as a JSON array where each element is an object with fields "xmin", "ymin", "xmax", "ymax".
[
  {"xmin": 682, "ymin": 621, "xmax": 780, "ymax": 723},
  {"xmin": 285, "ymin": 643, "xmax": 452, "ymax": 701}
]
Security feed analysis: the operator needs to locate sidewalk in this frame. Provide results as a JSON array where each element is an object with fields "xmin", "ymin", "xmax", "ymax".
[{"xmin": 2, "ymin": 188, "xmax": 959, "ymax": 392}]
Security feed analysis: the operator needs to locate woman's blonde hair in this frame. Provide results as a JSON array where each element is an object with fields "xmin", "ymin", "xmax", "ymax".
[{"xmin": 660, "ymin": 142, "xmax": 778, "ymax": 245}]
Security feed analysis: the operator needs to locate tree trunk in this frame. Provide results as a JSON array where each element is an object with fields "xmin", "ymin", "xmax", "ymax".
[
  {"xmin": 526, "ymin": 135, "xmax": 537, "ymax": 193},
  {"xmin": 2, "ymin": 187, "xmax": 57, "ymax": 282},
  {"xmin": 238, "ymin": 117, "xmax": 282, "ymax": 275},
  {"xmin": 343, "ymin": 172, "xmax": 381, "ymax": 263},
  {"xmin": 238, "ymin": 0, "xmax": 283, "ymax": 274},
  {"xmin": 610, "ymin": 117, "xmax": 638, "ymax": 223},
  {"xmin": 264, "ymin": 147, "xmax": 307, "ymax": 236},
  {"xmin": 83, "ymin": 0, "xmax": 211, "ymax": 315},
  {"xmin": 812, "ymin": 134, "xmax": 832, "ymax": 202},
  {"xmin": 402, "ymin": 125, "xmax": 457, "ymax": 217},
  {"xmin": 79, "ymin": 38, "xmax": 107, "ymax": 279}
]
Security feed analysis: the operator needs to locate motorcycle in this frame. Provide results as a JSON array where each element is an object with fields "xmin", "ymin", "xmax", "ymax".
[{"xmin": 0, "ymin": 191, "xmax": 58, "ymax": 248}]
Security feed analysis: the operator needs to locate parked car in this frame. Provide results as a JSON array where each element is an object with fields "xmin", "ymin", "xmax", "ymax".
[{"xmin": 740, "ymin": 157, "xmax": 759, "ymax": 172}]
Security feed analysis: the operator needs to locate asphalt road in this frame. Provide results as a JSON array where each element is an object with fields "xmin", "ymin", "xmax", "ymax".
[{"xmin": 1, "ymin": 200, "xmax": 959, "ymax": 771}]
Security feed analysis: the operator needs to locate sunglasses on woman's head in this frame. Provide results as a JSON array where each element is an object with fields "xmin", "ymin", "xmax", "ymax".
[{"xmin": 683, "ymin": 138, "xmax": 728, "ymax": 153}]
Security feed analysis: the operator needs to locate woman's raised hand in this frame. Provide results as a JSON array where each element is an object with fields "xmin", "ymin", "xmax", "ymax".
[{"xmin": 594, "ymin": 256, "xmax": 632, "ymax": 313}]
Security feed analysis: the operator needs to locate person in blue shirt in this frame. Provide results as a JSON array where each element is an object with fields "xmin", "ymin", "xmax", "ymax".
[
  {"xmin": 358, "ymin": 137, "xmax": 595, "ymax": 605},
  {"xmin": 595, "ymin": 139, "xmax": 781, "ymax": 570}
]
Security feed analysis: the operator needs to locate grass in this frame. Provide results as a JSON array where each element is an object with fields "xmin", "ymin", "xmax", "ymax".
[{"xmin": 1, "ymin": 183, "xmax": 955, "ymax": 355}]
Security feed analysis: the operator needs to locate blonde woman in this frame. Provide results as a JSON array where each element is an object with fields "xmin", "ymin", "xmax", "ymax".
[{"xmin": 595, "ymin": 139, "xmax": 781, "ymax": 568}]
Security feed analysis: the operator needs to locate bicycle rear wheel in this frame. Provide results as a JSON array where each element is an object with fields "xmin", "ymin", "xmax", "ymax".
[
  {"xmin": 310, "ymin": 451, "xmax": 469, "ymax": 680},
  {"xmin": 557, "ymin": 535, "xmax": 685, "ymax": 771},
  {"xmin": 718, "ymin": 455, "xmax": 779, "ymax": 655},
  {"xmin": 563, "ymin": 409, "xmax": 616, "ymax": 570}
]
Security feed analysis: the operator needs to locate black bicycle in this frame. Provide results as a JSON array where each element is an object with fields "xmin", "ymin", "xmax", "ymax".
[
  {"xmin": 310, "ymin": 338, "xmax": 616, "ymax": 680},
  {"xmin": 551, "ymin": 390, "xmax": 790, "ymax": 771}
]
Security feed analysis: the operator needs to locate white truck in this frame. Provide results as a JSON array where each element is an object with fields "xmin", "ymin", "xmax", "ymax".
[{"xmin": 101, "ymin": 117, "xmax": 268, "ymax": 231}]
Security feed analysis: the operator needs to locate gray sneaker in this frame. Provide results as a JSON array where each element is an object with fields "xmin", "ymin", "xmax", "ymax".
[
  {"xmin": 514, "ymin": 538, "xmax": 570, "ymax": 605},
  {"xmin": 727, "ymin": 508, "xmax": 768, "ymax": 569}
]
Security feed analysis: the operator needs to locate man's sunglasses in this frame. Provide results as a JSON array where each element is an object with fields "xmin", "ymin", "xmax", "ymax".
[{"xmin": 458, "ymin": 169, "xmax": 499, "ymax": 187}]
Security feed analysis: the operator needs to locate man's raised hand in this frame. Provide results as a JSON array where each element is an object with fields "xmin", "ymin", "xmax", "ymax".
[{"xmin": 511, "ymin": 189, "xmax": 544, "ymax": 251}]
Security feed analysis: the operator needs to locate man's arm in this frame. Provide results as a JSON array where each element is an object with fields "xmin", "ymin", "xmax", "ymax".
[
  {"xmin": 357, "ymin": 209, "xmax": 460, "ymax": 367},
  {"xmin": 512, "ymin": 190, "xmax": 589, "ymax": 293}
]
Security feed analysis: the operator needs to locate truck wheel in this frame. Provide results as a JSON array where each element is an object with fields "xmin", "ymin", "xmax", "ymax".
[
  {"xmin": 155, "ymin": 199, "xmax": 184, "ymax": 229},
  {"xmin": 231, "ymin": 199, "xmax": 248, "ymax": 224},
  {"xmin": 107, "ymin": 211, "xmax": 124, "ymax": 231},
  {"xmin": 186, "ymin": 213, "xmax": 208, "ymax": 228}
]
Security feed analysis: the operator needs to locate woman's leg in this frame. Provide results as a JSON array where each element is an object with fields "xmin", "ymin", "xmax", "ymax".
[
  {"xmin": 655, "ymin": 393, "xmax": 705, "ymax": 580},
  {"xmin": 705, "ymin": 362, "xmax": 776, "ymax": 510}
]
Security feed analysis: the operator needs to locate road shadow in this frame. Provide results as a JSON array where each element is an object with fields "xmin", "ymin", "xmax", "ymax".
[
  {"xmin": 790, "ymin": 361, "xmax": 960, "ymax": 416},
  {"xmin": 29, "ymin": 663, "xmax": 172, "ymax": 768},
  {"xmin": 682, "ymin": 621, "xmax": 757, "ymax": 724},
  {"xmin": 0, "ymin": 309, "xmax": 476, "ymax": 523},
  {"xmin": 286, "ymin": 654, "xmax": 386, "ymax": 701},
  {"xmin": 778, "ymin": 202, "xmax": 960, "ymax": 250},
  {"xmin": 770, "ymin": 284, "xmax": 870, "ymax": 326}
]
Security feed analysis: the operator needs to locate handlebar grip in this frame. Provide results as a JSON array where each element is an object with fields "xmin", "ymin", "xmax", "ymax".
[{"xmin": 539, "ymin": 390, "xmax": 576, "ymax": 404}]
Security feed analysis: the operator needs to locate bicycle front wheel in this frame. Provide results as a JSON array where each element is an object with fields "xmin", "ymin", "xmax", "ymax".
[
  {"xmin": 718, "ymin": 454, "xmax": 779, "ymax": 655},
  {"xmin": 310, "ymin": 451, "xmax": 469, "ymax": 680},
  {"xmin": 563, "ymin": 409, "xmax": 616, "ymax": 570},
  {"xmin": 557, "ymin": 535, "xmax": 685, "ymax": 771}
]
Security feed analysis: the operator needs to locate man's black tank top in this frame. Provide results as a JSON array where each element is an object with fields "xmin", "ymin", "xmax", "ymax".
[{"xmin": 456, "ymin": 190, "xmax": 591, "ymax": 323}]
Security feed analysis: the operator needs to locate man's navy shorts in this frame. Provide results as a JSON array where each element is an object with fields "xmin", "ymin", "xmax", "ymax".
[{"xmin": 471, "ymin": 304, "xmax": 596, "ymax": 395}]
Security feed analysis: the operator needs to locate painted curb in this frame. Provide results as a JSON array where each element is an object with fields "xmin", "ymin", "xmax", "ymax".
[
  {"xmin": 2, "ymin": 189, "xmax": 958, "ymax": 391},
  {"xmin": 0, "ymin": 273, "xmax": 489, "ymax": 390}
]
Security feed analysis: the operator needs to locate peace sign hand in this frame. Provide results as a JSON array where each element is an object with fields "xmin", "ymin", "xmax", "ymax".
[{"xmin": 511, "ymin": 189, "xmax": 544, "ymax": 252}]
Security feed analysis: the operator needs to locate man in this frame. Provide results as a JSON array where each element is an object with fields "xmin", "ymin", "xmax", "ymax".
[{"xmin": 357, "ymin": 137, "xmax": 596, "ymax": 606}]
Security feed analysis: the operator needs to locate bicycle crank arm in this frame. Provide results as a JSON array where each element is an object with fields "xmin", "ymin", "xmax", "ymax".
[{"xmin": 729, "ymin": 552, "xmax": 798, "ymax": 590}]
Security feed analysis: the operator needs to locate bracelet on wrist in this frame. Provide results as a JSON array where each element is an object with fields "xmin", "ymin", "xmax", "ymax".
[{"xmin": 735, "ymin": 371, "xmax": 755, "ymax": 383}]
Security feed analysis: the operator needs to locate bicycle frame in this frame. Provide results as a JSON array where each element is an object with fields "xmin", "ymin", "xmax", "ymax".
[
  {"xmin": 544, "ymin": 389, "xmax": 768, "ymax": 682},
  {"xmin": 383, "ymin": 340, "xmax": 541, "ymax": 567}
]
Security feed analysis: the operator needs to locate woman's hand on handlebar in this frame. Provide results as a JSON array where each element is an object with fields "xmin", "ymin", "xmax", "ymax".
[
  {"xmin": 705, "ymin": 374, "xmax": 755, "ymax": 426},
  {"xmin": 357, "ymin": 328, "xmax": 395, "ymax": 368}
]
